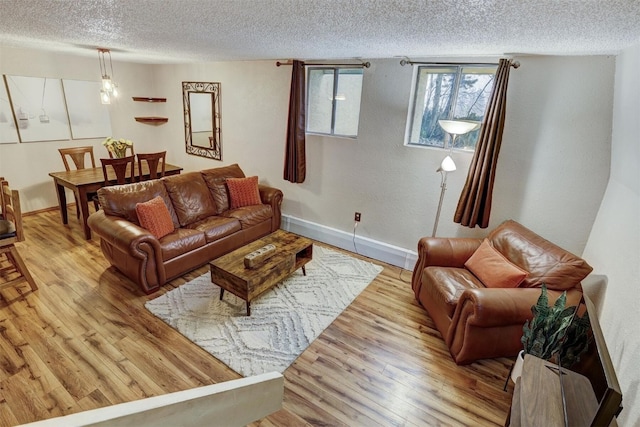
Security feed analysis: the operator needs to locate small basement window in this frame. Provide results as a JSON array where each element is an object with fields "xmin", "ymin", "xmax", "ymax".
[
  {"xmin": 306, "ymin": 67, "xmax": 363, "ymax": 138},
  {"xmin": 406, "ymin": 64, "xmax": 497, "ymax": 151}
]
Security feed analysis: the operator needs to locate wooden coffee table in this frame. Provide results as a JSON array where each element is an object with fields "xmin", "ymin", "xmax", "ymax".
[{"xmin": 209, "ymin": 230, "xmax": 313, "ymax": 315}]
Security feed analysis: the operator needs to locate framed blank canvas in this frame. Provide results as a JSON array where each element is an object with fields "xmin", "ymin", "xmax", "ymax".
[
  {"xmin": 62, "ymin": 79, "xmax": 112, "ymax": 139},
  {"xmin": 5, "ymin": 75, "xmax": 71, "ymax": 142}
]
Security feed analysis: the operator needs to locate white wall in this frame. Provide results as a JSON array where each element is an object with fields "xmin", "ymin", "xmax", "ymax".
[
  {"xmin": 1, "ymin": 47, "xmax": 614, "ymax": 263},
  {"xmin": 154, "ymin": 56, "xmax": 614, "ymax": 262},
  {"xmin": 0, "ymin": 46, "xmax": 162, "ymax": 212},
  {"xmin": 583, "ymin": 43, "xmax": 640, "ymax": 426}
]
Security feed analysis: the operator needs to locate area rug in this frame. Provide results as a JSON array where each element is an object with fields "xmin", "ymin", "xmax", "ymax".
[{"xmin": 145, "ymin": 245, "xmax": 383, "ymax": 377}]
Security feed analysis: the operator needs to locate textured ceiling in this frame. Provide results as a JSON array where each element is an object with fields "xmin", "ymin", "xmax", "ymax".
[{"xmin": 0, "ymin": 0, "xmax": 639, "ymax": 64}]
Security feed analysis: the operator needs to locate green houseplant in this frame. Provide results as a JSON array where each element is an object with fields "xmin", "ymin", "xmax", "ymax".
[{"xmin": 511, "ymin": 285, "xmax": 591, "ymax": 382}]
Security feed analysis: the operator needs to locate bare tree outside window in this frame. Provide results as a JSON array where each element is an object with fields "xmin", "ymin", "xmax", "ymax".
[{"xmin": 407, "ymin": 65, "xmax": 497, "ymax": 151}]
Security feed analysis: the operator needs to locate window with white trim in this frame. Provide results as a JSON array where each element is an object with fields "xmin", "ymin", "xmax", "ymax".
[
  {"xmin": 406, "ymin": 65, "xmax": 497, "ymax": 151},
  {"xmin": 306, "ymin": 67, "xmax": 363, "ymax": 138}
]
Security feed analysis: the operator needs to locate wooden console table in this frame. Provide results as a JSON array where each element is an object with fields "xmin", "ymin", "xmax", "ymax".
[{"xmin": 506, "ymin": 354, "xmax": 612, "ymax": 426}]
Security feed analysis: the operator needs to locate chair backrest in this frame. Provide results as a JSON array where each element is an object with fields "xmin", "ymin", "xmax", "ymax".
[
  {"xmin": 100, "ymin": 156, "xmax": 135, "ymax": 186},
  {"xmin": 107, "ymin": 144, "xmax": 135, "ymax": 159},
  {"xmin": 0, "ymin": 181, "xmax": 24, "ymax": 243},
  {"xmin": 58, "ymin": 146, "xmax": 96, "ymax": 171},
  {"xmin": 137, "ymin": 151, "xmax": 167, "ymax": 180}
]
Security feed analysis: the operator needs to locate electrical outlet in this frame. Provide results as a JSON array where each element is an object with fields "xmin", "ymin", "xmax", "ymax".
[{"xmin": 354, "ymin": 212, "xmax": 361, "ymax": 222}]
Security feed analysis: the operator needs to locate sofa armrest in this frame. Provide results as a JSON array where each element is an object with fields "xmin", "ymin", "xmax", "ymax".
[
  {"xmin": 88, "ymin": 210, "xmax": 159, "ymax": 253},
  {"xmin": 259, "ymin": 185, "xmax": 283, "ymax": 231},
  {"xmin": 411, "ymin": 237, "xmax": 482, "ymax": 297},
  {"xmin": 451, "ymin": 288, "xmax": 543, "ymax": 330},
  {"xmin": 446, "ymin": 287, "xmax": 584, "ymax": 364}
]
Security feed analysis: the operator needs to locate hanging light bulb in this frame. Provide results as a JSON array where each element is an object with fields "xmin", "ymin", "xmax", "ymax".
[
  {"xmin": 100, "ymin": 89, "xmax": 111, "ymax": 105},
  {"xmin": 102, "ymin": 76, "xmax": 113, "ymax": 92},
  {"xmin": 97, "ymin": 48, "xmax": 119, "ymax": 104}
]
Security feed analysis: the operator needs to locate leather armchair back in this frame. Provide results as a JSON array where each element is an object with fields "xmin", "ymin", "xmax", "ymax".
[{"xmin": 488, "ymin": 220, "xmax": 593, "ymax": 291}]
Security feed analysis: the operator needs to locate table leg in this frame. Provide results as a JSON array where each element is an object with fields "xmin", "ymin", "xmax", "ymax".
[
  {"xmin": 302, "ymin": 265, "xmax": 306, "ymax": 276},
  {"xmin": 76, "ymin": 189, "xmax": 92, "ymax": 240},
  {"xmin": 246, "ymin": 301, "xmax": 251, "ymax": 316},
  {"xmin": 220, "ymin": 288, "xmax": 225, "ymax": 300},
  {"xmin": 54, "ymin": 182, "xmax": 68, "ymax": 225}
]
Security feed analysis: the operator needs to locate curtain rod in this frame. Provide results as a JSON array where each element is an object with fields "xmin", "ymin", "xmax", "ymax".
[
  {"xmin": 399, "ymin": 59, "xmax": 520, "ymax": 68},
  {"xmin": 276, "ymin": 60, "xmax": 371, "ymax": 68}
]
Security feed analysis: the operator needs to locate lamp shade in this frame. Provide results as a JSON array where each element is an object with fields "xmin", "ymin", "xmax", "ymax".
[
  {"xmin": 437, "ymin": 155, "xmax": 457, "ymax": 172},
  {"xmin": 438, "ymin": 119, "xmax": 480, "ymax": 136}
]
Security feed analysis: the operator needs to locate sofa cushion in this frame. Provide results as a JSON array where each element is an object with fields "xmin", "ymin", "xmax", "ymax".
[
  {"xmin": 488, "ymin": 220, "xmax": 593, "ymax": 291},
  {"xmin": 135, "ymin": 196, "xmax": 175, "ymax": 239},
  {"xmin": 185, "ymin": 216, "xmax": 242, "ymax": 243},
  {"xmin": 226, "ymin": 176, "xmax": 261, "ymax": 209},
  {"xmin": 464, "ymin": 239, "xmax": 529, "ymax": 288},
  {"xmin": 222, "ymin": 204, "xmax": 273, "ymax": 229},
  {"xmin": 421, "ymin": 267, "xmax": 484, "ymax": 318},
  {"xmin": 158, "ymin": 228, "xmax": 207, "ymax": 261},
  {"xmin": 163, "ymin": 172, "xmax": 218, "ymax": 226},
  {"xmin": 98, "ymin": 180, "xmax": 179, "ymax": 227},
  {"xmin": 201, "ymin": 163, "xmax": 245, "ymax": 214}
]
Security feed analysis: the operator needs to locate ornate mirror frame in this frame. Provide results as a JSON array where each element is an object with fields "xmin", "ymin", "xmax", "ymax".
[{"xmin": 182, "ymin": 81, "xmax": 222, "ymax": 160}]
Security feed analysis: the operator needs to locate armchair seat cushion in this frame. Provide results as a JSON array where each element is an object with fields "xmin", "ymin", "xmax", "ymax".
[{"xmin": 421, "ymin": 267, "xmax": 483, "ymax": 318}]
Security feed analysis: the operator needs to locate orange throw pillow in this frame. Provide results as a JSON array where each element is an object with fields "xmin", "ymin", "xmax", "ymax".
[
  {"xmin": 465, "ymin": 239, "xmax": 529, "ymax": 288},
  {"xmin": 135, "ymin": 196, "xmax": 175, "ymax": 239},
  {"xmin": 226, "ymin": 176, "xmax": 262, "ymax": 209}
]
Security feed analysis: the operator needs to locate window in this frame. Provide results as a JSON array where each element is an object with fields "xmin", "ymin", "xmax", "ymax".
[
  {"xmin": 406, "ymin": 65, "xmax": 497, "ymax": 151},
  {"xmin": 306, "ymin": 67, "xmax": 363, "ymax": 138}
]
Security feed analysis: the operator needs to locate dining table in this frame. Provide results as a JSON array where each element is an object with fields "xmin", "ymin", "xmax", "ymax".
[{"xmin": 49, "ymin": 163, "xmax": 183, "ymax": 240}]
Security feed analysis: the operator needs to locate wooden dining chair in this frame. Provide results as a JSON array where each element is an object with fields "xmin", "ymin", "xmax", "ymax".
[
  {"xmin": 100, "ymin": 156, "xmax": 136, "ymax": 186},
  {"xmin": 0, "ymin": 180, "xmax": 10, "ymax": 219},
  {"xmin": 58, "ymin": 146, "xmax": 99, "ymax": 216},
  {"xmin": 0, "ymin": 180, "xmax": 38, "ymax": 293},
  {"xmin": 0, "ymin": 177, "xmax": 5, "ymax": 220},
  {"xmin": 137, "ymin": 151, "xmax": 167, "ymax": 180}
]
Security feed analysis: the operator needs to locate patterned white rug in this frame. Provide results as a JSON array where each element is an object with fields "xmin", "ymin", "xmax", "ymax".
[{"xmin": 145, "ymin": 245, "xmax": 383, "ymax": 377}]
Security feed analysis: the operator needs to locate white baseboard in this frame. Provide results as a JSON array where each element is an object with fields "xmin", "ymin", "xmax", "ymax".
[{"xmin": 281, "ymin": 215, "xmax": 418, "ymax": 271}]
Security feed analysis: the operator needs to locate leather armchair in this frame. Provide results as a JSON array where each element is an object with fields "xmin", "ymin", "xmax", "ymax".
[{"xmin": 411, "ymin": 220, "xmax": 593, "ymax": 365}]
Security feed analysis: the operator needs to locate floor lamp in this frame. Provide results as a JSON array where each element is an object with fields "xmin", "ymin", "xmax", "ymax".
[{"xmin": 432, "ymin": 120, "xmax": 480, "ymax": 237}]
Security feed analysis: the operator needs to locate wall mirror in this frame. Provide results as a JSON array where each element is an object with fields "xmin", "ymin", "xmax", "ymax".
[{"xmin": 182, "ymin": 81, "xmax": 221, "ymax": 160}]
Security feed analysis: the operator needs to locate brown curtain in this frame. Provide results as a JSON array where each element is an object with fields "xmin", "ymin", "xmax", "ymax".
[
  {"xmin": 284, "ymin": 60, "xmax": 306, "ymax": 183},
  {"xmin": 454, "ymin": 58, "xmax": 515, "ymax": 228}
]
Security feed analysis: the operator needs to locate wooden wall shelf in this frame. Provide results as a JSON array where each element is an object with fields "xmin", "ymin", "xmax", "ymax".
[
  {"xmin": 132, "ymin": 97, "xmax": 166, "ymax": 103},
  {"xmin": 135, "ymin": 117, "xmax": 168, "ymax": 125}
]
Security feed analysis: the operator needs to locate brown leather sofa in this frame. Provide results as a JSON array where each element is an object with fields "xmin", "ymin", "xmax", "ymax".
[
  {"xmin": 411, "ymin": 220, "xmax": 593, "ymax": 365},
  {"xmin": 88, "ymin": 164, "xmax": 282, "ymax": 294}
]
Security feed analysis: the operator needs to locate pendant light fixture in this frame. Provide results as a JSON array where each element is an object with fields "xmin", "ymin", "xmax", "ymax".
[{"xmin": 97, "ymin": 48, "xmax": 119, "ymax": 104}]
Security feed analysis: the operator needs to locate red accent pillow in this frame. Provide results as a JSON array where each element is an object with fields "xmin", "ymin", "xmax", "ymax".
[
  {"xmin": 226, "ymin": 176, "xmax": 261, "ymax": 209},
  {"xmin": 465, "ymin": 239, "xmax": 529, "ymax": 288},
  {"xmin": 135, "ymin": 196, "xmax": 175, "ymax": 239}
]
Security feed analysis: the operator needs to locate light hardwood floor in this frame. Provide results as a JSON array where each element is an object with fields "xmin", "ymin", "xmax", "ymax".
[{"xmin": 0, "ymin": 207, "xmax": 514, "ymax": 426}]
